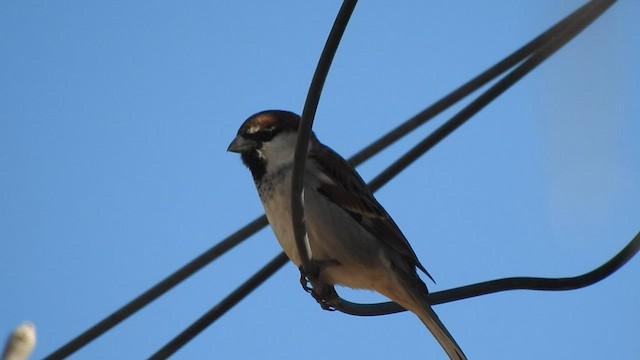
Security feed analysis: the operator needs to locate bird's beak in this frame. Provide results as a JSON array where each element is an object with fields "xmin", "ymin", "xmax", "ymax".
[{"xmin": 227, "ymin": 135, "xmax": 257, "ymax": 153}]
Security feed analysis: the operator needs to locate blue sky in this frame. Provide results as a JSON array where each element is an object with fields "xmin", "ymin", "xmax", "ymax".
[{"xmin": 1, "ymin": 1, "xmax": 639, "ymax": 359}]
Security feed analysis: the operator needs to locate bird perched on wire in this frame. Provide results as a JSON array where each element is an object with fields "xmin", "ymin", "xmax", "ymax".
[{"xmin": 228, "ymin": 110, "xmax": 466, "ymax": 360}]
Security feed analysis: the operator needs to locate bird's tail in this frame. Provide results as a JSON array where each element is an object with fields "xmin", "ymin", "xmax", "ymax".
[
  {"xmin": 379, "ymin": 269, "xmax": 466, "ymax": 359},
  {"xmin": 412, "ymin": 299, "xmax": 467, "ymax": 360},
  {"xmin": 385, "ymin": 275, "xmax": 467, "ymax": 360}
]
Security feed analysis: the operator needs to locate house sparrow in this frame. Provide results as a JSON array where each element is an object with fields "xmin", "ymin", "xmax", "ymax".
[{"xmin": 228, "ymin": 110, "xmax": 466, "ymax": 360}]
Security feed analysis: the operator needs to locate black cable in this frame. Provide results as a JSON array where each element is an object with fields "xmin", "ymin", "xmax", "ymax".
[
  {"xmin": 292, "ymin": 0, "xmax": 358, "ymax": 278},
  {"xmin": 335, "ymin": 230, "xmax": 640, "ymax": 316},
  {"xmin": 347, "ymin": 0, "xmax": 606, "ymax": 168},
  {"xmin": 43, "ymin": 215, "xmax": 267, "ymax": 360},
  {"xmin": 147, "ymin": 253, "xmax": 290, "ymax": 360},
  {"xmin": 368, "ymin": 0, "xmax": 615, "ymax": 192}
]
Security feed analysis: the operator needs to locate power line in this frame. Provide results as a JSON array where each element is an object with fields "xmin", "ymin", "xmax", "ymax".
[
  {"xmin": 43, "ymin": 215, "xmax": 267, "ymax": 360},
  {"xmin": 147, "ymin": 253, "xmax": 290, "ymax": 360}
]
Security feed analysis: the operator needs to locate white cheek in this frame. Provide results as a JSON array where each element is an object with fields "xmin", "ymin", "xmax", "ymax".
[{"xmin": 260, "ymin": 133, "xmax": 298, "ymax": 172}]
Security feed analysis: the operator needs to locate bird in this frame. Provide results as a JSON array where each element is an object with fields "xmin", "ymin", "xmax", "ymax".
[{"xmin": 228, "ymin": 110, "xmax": 466, "ymax": 360}]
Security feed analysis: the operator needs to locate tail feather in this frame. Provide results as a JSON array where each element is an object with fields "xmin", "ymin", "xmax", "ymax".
[
  {"xmin": 377, "ymin": 266, "xmax": 466, "ymax": 359},
  {"xmin": 413, "ymin": 301, "xmax": 467, "ymax": 360},
  {"xmin": 382, "ymin": 280, "xmax": 467, "ymax": 360}
]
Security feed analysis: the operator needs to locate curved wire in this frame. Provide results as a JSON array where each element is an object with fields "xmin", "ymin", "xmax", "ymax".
[
  {"xmin": 333, "ymin": 231, "xmax": 640, "ymax": 315},
  {"xmin": 291, "ymin": 0, "xmax": 358, "ymax": 280}
]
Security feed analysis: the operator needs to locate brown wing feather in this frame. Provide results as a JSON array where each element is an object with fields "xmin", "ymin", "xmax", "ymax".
[{"xmin": 310, "ymin": 142, "xmax": 433, "ymax": 281}]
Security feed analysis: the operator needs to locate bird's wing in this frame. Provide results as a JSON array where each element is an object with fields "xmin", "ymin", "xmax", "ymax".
[{"xmin": 309, "ymin": 143, "xmax": 433, "ymax": 281}]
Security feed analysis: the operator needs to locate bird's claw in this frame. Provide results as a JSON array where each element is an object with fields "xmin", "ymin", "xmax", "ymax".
[
  {"xmin": 298, "ymin": 263, "xmax": 339, "ymax": 311},
  {"xmin": 311, "ymin": 283, "xmax": 339, "ymax": 311},
  {"xmin": 298, "ymin": 265, "xmax": 318, "ymax": 293},
  {"xmin": 299, "ymin": 271, "xmax": 313, "ymax": 293}
]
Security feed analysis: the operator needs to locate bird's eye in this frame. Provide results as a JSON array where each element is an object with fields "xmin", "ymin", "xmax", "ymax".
[{"xmin": 251, "ymin": 127, "xmax": 276, "ymax": 142}]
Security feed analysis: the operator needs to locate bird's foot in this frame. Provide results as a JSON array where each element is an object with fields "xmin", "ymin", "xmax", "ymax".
[
  {"xmin": 298, "ymin": 260, "xmax": 341, "ymax": 311},
  {"xmin": 310, "ymin": 283, "xmax": 339, "ymax": 311},
  {"xmin": 298, "ymin": 264, "xmax": 318, "ymax": 293}
]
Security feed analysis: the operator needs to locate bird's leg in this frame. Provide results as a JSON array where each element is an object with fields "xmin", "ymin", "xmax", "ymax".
[{"xmin": 298, "ymin": 259, "xmax": 341, "ymax": 311}]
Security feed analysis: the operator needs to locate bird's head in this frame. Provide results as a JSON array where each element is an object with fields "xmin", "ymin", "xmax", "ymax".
[{"xmin": 228, "ymin": 110, "xmax": 313, "ymax": 181}]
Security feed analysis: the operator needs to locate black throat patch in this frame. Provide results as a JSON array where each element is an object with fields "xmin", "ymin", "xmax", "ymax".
[{"xmin": 241, "ymin": 149, "xmax": 266, "ymax": 183}]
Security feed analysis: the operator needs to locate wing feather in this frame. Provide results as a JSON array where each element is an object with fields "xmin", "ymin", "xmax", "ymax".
[{"xmin": 309, "ymin": 142, "xmax": 433, "ymax": 281}]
